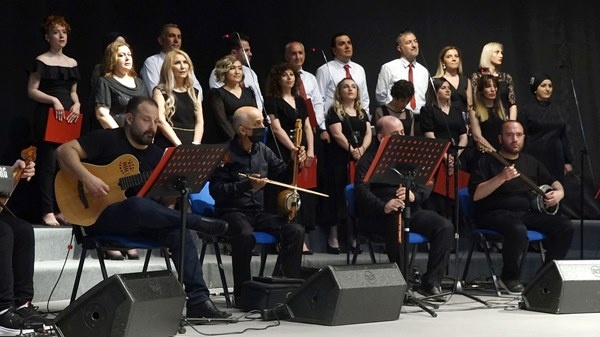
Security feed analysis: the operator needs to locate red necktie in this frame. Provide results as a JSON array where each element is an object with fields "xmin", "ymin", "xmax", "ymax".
[
  {"xmin": 344, "ymin": 64, "xmax": 352, "ymax": 79},
  {"xmin": 408, "ymin": 63, "xmax": 416, "ymax": 110},
  {"xmin": 298, "ymin": 75, "xmax": 308, "ymax": 100}
]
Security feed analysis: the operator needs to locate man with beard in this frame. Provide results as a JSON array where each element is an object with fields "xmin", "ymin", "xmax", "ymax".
[
  {"xmin": 468, "ymin": 120, "xmax": 573, "ymax": 294},
  {"xmin": 55, "ymin": 96, "xmax": 231, "ymax": 318}
]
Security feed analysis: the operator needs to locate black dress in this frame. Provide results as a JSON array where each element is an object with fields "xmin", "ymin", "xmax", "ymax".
[
  {"xmin": 94, "ymin": 76, "xmax": 146, "ymax": 127},
  {"xmin": 319, "ymin": 109, "xmax": 368, "ymax": 227},
  {"xmin": 447, "ymin": 75, "xmax": 469, "ymax": 114},
  {"xmin": 519, "ymin": 100, "xmax": 573, "ymax": 182},
  {"xmin": 154, "ymin": 89, "xmax": 199, "ymax": 149},
  {"xmin": 29, "ymin": 60, "xmax": 80, "ymax": 216},
  {"xmin": 263, "ymin": 96, "xmax": 315, "ymax": 230},
  {"xmin": 204, "ymin": 87, "xmax": 257, "ymax": 144}
]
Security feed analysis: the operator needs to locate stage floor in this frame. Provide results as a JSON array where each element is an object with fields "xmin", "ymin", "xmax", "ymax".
[{"xmin": 177, "ymin": 292, "xmax": 597, "ymax": 337}]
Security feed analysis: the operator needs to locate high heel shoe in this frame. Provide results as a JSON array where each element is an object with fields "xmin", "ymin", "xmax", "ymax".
[
  {"xmin": 326, "ymin": 244, "xmax": 340, "ymax": 255},
  {"xmin": 105, "ymin": 250, "xmax": 125, "ymax": 260}
]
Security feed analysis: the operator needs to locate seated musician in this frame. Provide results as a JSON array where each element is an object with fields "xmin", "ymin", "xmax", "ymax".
[
  {"xmin": 1, "ymin": 159, "xmax": 47, "ymax": 334},
  {"xmin": 354, "ymin": 116, "xmax": 453, "ymax": 301},
  {"xmin": 209, "ymin": 106, "xmax": 305, "ymax": 307},
  {"xmin": 55, "ymin": 96, "xmax": 231, "ymax": 318},
  {"xmin": 468, "ymin": 120, "xmax": 573, "ymax": 294}
]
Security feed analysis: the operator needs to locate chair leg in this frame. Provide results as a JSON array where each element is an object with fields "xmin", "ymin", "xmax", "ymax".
[
  {"xmin": 259, "ymin": 245, "xmax": 268, "ymax": 277},
  {"xmin": 162, "ymin": 248, "xmax": 173, "ymax": 272},
  {"xmin": 461, "ymin": 241, "xmax": 476, "ymax": 284},
  {"xmin": 97, "ymin": 248, "xmax": 109, "ymax": 279},
  {"xmin": 142, "ymin": 249, "xmax": 152, "ymax": 272},
  {"xmin": 212, "ymin": 239, "xmax": 231, "ymax": 308},
  {"xmin": 518, "ymin": 241, "xmax": 530, "ymax": 279},
  {"xmin": 368, "ymin": 241, "xmax": 377, "ymax": 264},
  {"xmin": 71, "ymin": 248, "xmax": 88, "ymax": 303},
  {"xmin": 199, "ymin": 237, "xmax": 209, "ymax": 264},
  {"xmin": 351, "ymin": 240, "xmax": 360, "ymax": 265},
  {"xmin": 480, "ymin": 236, "xmax": 502, "ymax": 297},
  {"xmin": 538, "ymin": 241, "xmax": 546, "ymax": 263},
  {"xmin": 408, "ymin": 244, "xmax": 417, "ymax": 273}
]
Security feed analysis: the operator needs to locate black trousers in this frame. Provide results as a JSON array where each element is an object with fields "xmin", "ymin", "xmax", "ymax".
[
  {"xmin": 87, "ymin": 197, "xmax": 211, "ymax": 307},
  {"xmin": 0, "ymin": 215, "xmax": 35, "ymax": 311},
  {"xmin": 37, "ymin": 141, "xmax": 60, "ymax": 215},
  {"xmin": 218, "ymin": 210, "xmax": 304, "ymax": 299},
  {"xmin": 360, "ymin": 208, "xmax": 453, "ymax": 288},
  {"xmin": 475, "ymin": 210, "xmax": 574, "ymax": 280}
]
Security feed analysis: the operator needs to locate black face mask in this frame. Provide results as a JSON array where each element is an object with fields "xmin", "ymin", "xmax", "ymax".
[{"xmin": 247, "ymin": 127, "xmax": 266, "ymax": 143}]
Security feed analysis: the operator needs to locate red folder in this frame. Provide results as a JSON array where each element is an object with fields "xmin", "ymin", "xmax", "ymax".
[
  {"xmin": 297, "ymin": 157, "xmax": 317, "ymax": 189},
  {"xmin": 44, "ymin": 108, "xmax": 82, "ymax": 144}
]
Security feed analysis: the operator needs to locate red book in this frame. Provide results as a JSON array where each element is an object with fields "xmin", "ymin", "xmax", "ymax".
[
  {"xmin": 297, "ymin": 157, "xmax": 317, "ymax": 189},
  {"xmin": 44, "ymin": 108, "xmax": 82, "ymax": 144}
]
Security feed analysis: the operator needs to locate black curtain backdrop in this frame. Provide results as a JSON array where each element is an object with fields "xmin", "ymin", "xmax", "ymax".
[{"xmin": 3, "ymin": 0, "xmax": 600, "ymax": 219}]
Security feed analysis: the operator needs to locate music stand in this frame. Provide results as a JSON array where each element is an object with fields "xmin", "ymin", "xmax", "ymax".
[
  {"xmin": 137, "ymin": 143, "xmax": 228, "ymax": 331},
  {"xmin": 365, "ymin": 135, "xmax": 449, "ymax": 317}
]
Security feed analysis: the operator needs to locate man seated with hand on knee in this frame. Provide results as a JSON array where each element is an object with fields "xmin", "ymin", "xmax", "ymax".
[
  {"xmin": 209, "ymin": 106, "xmax": 305, "ymax": 308},
  {"xmin": 55, "ymin": 96, "xmax": 231, "ymax": 318}
]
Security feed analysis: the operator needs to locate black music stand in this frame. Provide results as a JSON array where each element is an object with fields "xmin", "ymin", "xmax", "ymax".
[
  {"xmin": 137, "ymin": 143, "xmax": 229, "ymax": 331},
  {"xmin": 365, "ymin": 135, "xmax": 449, "ymax": 317}
]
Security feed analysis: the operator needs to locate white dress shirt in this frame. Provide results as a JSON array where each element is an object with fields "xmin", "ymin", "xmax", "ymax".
[
  {"xmin": 140, "ymin": 52, "xmax": 203, "ymax": 98},
  {"xmin": 375, "ymin": 57, "xmax": 429, "ymax": 114},
  {"xmin": 208, "ymin": 65, "xmax": 264, "ymax": 112},
  {"xmin": 299, "ymin": 69, "xmax": 325, "ymax": 129},
  {"xmin": 315, "ymin": 59, "xmax": 370, "ymax": 128}
]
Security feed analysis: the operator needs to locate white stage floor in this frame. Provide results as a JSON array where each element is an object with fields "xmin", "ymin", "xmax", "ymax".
[{"xmin": 175, "ymin": 293, "xmax": 598, "ymax": 337}]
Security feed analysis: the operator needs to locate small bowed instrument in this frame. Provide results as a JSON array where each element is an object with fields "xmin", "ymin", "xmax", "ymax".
[{"xmin": 277, "ymin": 119, "xmax": 303, "ymax": 222}]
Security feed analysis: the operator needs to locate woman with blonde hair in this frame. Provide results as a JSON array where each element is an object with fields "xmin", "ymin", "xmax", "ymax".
[
  {"xmin": 470, "ymin": 42, "xmax": 517, "ymax": 120},
  {"xmin": 152, "ymin": 49, "xmax": 203, "ymax": 147},
  {"xmin": 321, "ymin": 78, "xmax": 371, "ymax": 254}
]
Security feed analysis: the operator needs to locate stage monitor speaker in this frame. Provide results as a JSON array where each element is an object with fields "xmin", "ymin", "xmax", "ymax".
[
  {"xmin": 286, "ymin": 263, "xmax": 406, "ymax": 325},
  {"xmin": 522, "ymin": 260, "xmax": 600, "ymax": 314},
  {"xmin": 55, "ymin": 270, "xmax": 186, "ymax": 337}
]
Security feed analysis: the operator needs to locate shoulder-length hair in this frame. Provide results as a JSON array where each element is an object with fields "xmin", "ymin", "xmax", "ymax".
[
  {"xmin": 101, "ymin": 41, "xmax": 137, "ymax": 77},
  {"xmin": 332, "ymin": 78, "xmax": 366, "ymax": 121},
  {"xmin": 265, "ymin": 62, "xmax": 299, "ymax": 98},
  {"xmin": 474, "ymin": 74, "xmax": 506, "ymax": 122},
  {"xmin": 214, "ymin": 55, "xmax": 242, "ymax": 83},
  {"xmin": 434, "ymin": 45, "xmax": 464, "ymax": 77},
  {"xmin": 479, "ymin": 42, "xmax": 503, "ymax": 69}
]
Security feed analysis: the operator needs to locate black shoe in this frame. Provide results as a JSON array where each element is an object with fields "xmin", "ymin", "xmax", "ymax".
[
  {"xmin": 16, "ymin": 303, "xmax": 46, "ymax": 326},
  {"xmin": 191, "ymin": 217, "xmax": 228, "ymax": 236},
  {"xmin": 0, "ymin": 307, "xmax": 35, "ymax": 335},
  {"xmin": 104, "ymin": 250, "xmax": 125, "ymax": 260},
  {"xmin": 187, "ymin": 300, "xmax": 232, "ymax": 319},
  {"xmin": 418, "ymin": 285, "xmax": 448, "ymax": 302},
  {"xmin": 499, "ymin": 278, "xmax": 524, "ymax": 294},
  {"xmin": 326, "ymin": 244, "xmax": 340, "ymax": 255}
]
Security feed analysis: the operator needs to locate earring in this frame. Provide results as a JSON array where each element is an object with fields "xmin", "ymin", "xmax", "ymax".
[{"xmin": 442, "ymin": 64, "xmax": 446, "ymax": 70}]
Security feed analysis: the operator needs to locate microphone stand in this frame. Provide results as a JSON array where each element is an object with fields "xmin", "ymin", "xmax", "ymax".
[
  {"xmin": 566, "ymin": 70, "xmax": 593, "ymax": 260},
  {"xmin": 391, "ymin": 168, "xmax": 438, "ymax": 317}
]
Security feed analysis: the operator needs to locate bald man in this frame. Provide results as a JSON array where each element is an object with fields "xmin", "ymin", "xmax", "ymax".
[
  {"xmin": 209, "ymin": 106, "xmax": 306, "ymax": 307},
  {"xmin": 354, "ymin": 116, "xmax": 453, "ymax": 301}
]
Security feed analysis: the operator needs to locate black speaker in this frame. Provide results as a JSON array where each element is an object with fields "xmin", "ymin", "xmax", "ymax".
[
  {"xmin": 286, "ymin": 263, "xmax": 406, "ymax": 325},
  {"xmin": 55, "ymin": 270, "xmax": 186, "ymax": 337},
  {"xmin": 522, "ymin": 260, "xmax": 600, "ymax": 314}
]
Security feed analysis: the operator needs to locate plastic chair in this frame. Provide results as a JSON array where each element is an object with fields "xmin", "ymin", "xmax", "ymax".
[
  {"xmin": 189, "ymin": 182, "xmax": 280, "ymax": 307},
  {"xmin": 70, "ymin": 225, "xmax": 172, "ymax": 303},
  {"xmin": 458, "ymin": 187, "xmax": 546, "ymax": 296},
  {"xmin": 344, "ymin": 184, "xmax": 428, "ymax": 270}
]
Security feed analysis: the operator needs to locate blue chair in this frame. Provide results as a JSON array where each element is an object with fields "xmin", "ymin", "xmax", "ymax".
[
  {"xmin": 70, "ymin": 225, "xmax": 172, "ymax": 303},
  {"xmin": 458, "ymin": 187, "xmax": 546, "ymax": 296},
  {"xmin": 344, "ymin": 184, "xmax": 428, "ymax": 270},
  {"xmin": 189, "ymin": 182, "xmax": 280, "ymax": 307}
]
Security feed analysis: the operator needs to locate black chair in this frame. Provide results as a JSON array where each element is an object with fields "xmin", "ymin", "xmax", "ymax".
[
  {"xmin": 344, "ymin": 184, "xmax": 429, "ymax": 272},
  {"xmin": 70, "ymin": 225, "xmax": 172, "ymax": 303},
  {"xmin": 458, "ymin": 187, "xmax": 546, "ymax": 296},
  {"xmin": 189, "ymin": 182, "xmax": 280, "ymax": 308}
]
